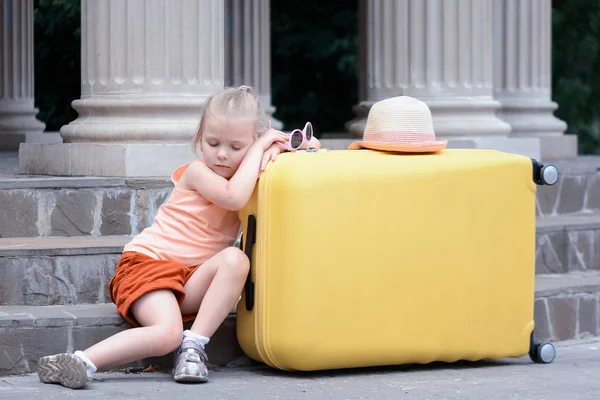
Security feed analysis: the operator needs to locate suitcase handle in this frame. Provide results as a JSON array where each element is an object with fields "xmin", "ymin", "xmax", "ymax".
[
  {"xmin": 531, "ymin": 158, "xmax": 559, "ymax": 186},
  {"xmin": 243, "ymin": 214, "xmax": 257, "ymax": 311}
]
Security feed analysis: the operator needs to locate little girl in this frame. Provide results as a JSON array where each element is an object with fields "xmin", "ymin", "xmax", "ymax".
[{"xmin": 36, "ymin": 85, "xmax": 321, "ymax": 389}]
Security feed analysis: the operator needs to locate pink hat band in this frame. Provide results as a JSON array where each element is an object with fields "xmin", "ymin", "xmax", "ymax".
[{"xmin": 363, "ymin": 131, "xmax": 438, "ymax": 145}]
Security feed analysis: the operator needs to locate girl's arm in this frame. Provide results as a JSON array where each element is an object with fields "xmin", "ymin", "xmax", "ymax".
[{"xmin": 183, "ymin": 130, "xmax": 288, "ymax": 211}]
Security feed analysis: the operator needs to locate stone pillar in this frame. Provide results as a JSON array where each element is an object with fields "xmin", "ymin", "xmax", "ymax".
[
  {"xmin": 20, "ymin": 0, "xmax": 224, "ymax": 176},
  {"xmin": 493, "ymin": 0, "xmax": 577, "ymax": 160},
  {"xmin": 0, "ymin": 0, "xmax": 47, "ymax": 151},
  {"xmin": 225, "ymin": 0, "xmax": 282, "ymax": 130},
  {"xmin": 343, "ymin": 0, "xmax": 547, "ymax": 158},
  {"xmin": 348, "ymin": 0, "xmax": 511, "ymax": 141}
]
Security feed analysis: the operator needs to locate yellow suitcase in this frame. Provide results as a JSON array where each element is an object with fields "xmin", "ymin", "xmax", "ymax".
[{"xmin": 237, "ymin": 148, "xmax": 558, "ymax": 371}]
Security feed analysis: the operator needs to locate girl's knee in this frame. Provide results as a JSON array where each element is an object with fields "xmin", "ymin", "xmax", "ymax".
[
  {"xmin": 152, "ymin": 324, "xmax": 184, "ymax": 356},
  {"xmin": 221, "ymin": 247, "xmax": 250, "ymax": 277}
]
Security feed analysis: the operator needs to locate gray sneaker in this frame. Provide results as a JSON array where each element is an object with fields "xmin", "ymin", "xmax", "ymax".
[
  {"xmin": 37, "ymin": 353, "xmax": 88, "ymax": 389},
  {"xmin": 172, "ymin": 340, "xmax": 209, "ymax": 383}
]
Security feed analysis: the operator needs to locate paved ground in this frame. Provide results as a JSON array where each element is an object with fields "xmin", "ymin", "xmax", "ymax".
[{"xmin": 1, "ymin": 338, "xmax": 599, "ymax": 400}]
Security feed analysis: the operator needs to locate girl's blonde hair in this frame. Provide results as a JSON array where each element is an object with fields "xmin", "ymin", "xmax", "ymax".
[{"xmin": 193, "ymin": 85, "xmax": 263, "ymax": 153}]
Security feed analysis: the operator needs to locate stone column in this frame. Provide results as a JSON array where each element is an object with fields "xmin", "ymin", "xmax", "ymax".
[
  {"xmin": 493, "ymin": 0, "xmax": 577, "ymax": 160},
  {"xmin": 0, "ymin": 0, "xmax": 46, "ymax": 150},
  {"xmin": 347, "ymin": 0, "xmax": 541, "ymax": 154},
  {"xmin": 225, "ymin": 0, "xmax": 282, "ymax": 130},
  {"xmin": 20, "ymin": 0, "xmax": 224, "ymax": 176}
]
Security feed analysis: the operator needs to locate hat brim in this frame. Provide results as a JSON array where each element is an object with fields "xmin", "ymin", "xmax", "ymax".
[{"xmin": 347, "ymin": 140, "xmax": 448, "ymax": 153}]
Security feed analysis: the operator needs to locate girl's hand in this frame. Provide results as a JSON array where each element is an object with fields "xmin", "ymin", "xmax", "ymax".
[
  {"xmin": 254, "ymin": 129, "xmax": 288, "ymax": 153},
  {"xmin": 260, "ymin": 143, "xmax": 283, "ymax": 173}
]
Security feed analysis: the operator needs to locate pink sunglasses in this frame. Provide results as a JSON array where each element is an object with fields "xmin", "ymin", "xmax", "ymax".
[{"xmin": 264, "ymin": 120, "xmax": 313, "ymax": 152}]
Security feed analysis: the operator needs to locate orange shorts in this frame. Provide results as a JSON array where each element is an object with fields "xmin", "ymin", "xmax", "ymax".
[{"xmin": 108, "ymin": 251, "xmax": 200, "ymax": 327}]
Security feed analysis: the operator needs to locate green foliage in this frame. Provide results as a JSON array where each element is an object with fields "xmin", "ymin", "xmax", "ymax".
[
  {"xmin": 270, "ymin": 0, "xmax": 358, "ymax": 135},
  {"xmin": 552, "ymin": 0, "xmax": 600, "ymax": 154},
  {"xmin": 33, "ymin": 0, "xmax": 80, "ymax": 132}
]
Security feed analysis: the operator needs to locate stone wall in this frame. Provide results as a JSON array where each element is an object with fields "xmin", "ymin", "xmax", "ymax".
[{"xmin": 0, "ymin": 181, "xmax": 172, "ymax": 238}]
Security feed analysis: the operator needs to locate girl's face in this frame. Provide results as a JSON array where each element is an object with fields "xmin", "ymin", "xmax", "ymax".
[{"xmin": 200, "ymin": 114, "xmax": 256, "ymax": 179}]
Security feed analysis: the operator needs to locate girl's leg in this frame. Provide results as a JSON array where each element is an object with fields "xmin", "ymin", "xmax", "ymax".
[
  {"xmin": 165, "ymin": 247, "xmax": 249, "ymax": 383},
  {"xmin": 37, "ymin": 289, "xmax": 183, "ymax": 389},
  {"xmin": 84, "ymin": 289, "xmax": 184, "ymax": 368},
  {"xmin": 179, "ymin": 246, "xmax": 250, "ymax": 338}
]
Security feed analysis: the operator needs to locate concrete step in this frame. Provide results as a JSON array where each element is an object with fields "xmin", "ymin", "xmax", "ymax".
[
  {"xmin": 1, "ymin": 212, "xmax": 599, "ymax": 306},
  {"xmin": 0, "ymin": 156, "xmax": 598, "ymax": 238},
  {"xmin": 1, "ymin": 271, "xmax": 599, "ymax": 376}
]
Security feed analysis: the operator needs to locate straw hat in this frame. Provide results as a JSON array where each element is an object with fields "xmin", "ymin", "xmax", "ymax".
[{"xmin": 348, "ymin": 96, "xmax": 447, "ymax": 153}]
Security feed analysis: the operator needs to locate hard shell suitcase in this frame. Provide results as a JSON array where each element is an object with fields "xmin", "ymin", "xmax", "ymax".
[{"xmin": 236, "ymin": 148, "xmax": 558, "ymax": 371}]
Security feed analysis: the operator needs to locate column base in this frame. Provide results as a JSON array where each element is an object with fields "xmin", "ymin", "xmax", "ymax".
[
  {"xmin": 537, "ymin": 134, "xmax": 578, "ymax": 161},
  {"xmin": 445, "ymin": 136, "xmax": 541, "ymax": 160},
  {"xmin": 318, "ymin": 132, "xmax": 578, "ymax": 161},
  {"xmin": 446, "ymin": 133, "xmax": 578, "ymax": 160},
  {"xmin": 322, "ymin": 133, "xmax": 548, "ymax": 160},
  {"xmin": 494, "ymin": 97, "xmax": 578, "ymax": 160},
  {"xmin": 58, "ymin": 96, "xmax": 209, "ymax": 142},
  {"xmin": 0, "ymin": 103, "xmax": 48, "ymax": 150},
  {"xmin": 496, "ymin": 97, "xmax": 568, "ymax": 136},
  {"xmin": 0, "ymin": 132, "xmax": 62, "ymax": 151},
  {"xmin": 19, "ymin": 142, "xmax": 197, "ymax": 177},
  {"xmin": 426, "ymin": 97, "xmax": 512, "ymax": 137},
  {"xmin": 347, "ymin": 97, "xmax": 512, "ymax": 139}
]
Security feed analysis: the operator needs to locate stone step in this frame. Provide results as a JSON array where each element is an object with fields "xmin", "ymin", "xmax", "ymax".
[
  {"xmin": 534, "ymin": 272, "xmax": 600, "ymax": 342},
  {"xmin": 0, "ymin": 236, "xmax": 128, "ymax": 306},
  {"xmin": 0, "ymin": 303, "xmax": 241, "ymax": 376},
  {"xmin": 1, "ymin": 212, "xmax": 599, "ymax": 306},
  {"xmin": 1, "ymin": 271, "xmax": 599, "ymax": 376},
  {"xmin": 0, "ymin": 155, "xmax": 598, "ymax": 238},
  {"xmin": 536, "ymin": 155, "xmax": 600, "ymax": 217},
  {"xmin": 536, "ymin": 214, "xmax": 600, "ymax": 274},
  {"xmin": 0, "ymin": 176, "xmax": 172, "ymax": 238}
]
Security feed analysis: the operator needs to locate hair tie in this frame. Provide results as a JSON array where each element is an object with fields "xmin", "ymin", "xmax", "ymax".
[{"xmin": 239, "ymin": 85, "xmax": 249, "ymax": 92}]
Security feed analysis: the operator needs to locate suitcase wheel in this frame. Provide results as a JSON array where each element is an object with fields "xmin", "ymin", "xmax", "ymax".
[
  {"xmin": 531, "ymin": 159, "xmax": 559, "ymax": 186},
  {"xmin": 540, "ymin": 165, "xmax": 559, "ymax": 185},
  {"xmin": 529, "ymin": 342, "xmax": 556, "ymax": 364}
]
